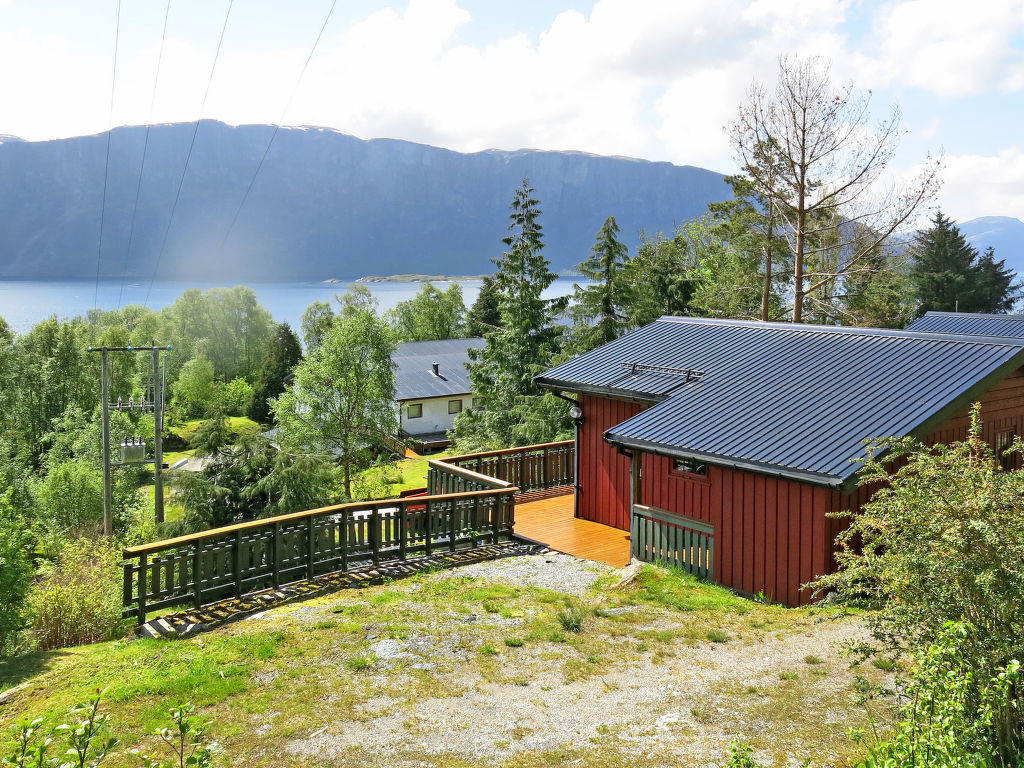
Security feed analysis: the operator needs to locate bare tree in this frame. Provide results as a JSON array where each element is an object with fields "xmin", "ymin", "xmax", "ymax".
[{"xmin": 729, "ymin": 55, "xmax": 942, "ymax": 323}]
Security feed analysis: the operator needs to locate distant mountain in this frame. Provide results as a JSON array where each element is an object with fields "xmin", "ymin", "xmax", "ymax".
[
  {"xmin": 960, "ymin": 216, "xmax": 1024, "ymax": 275},
  {"xmin": 0, "ymin": 122, "xmax": 730, "ymax": 282}
]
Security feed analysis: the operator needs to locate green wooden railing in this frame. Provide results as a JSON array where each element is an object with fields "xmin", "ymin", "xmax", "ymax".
[
  {"xmin": 434, "ymin": 440, "xmax": 574, "ymax": 496},
  {"xmin": 122, "ymin": 487, "xmax": 516, "ymax": 624},
  {"xmin": 426, "ymin": 460, "xmax": 512, "ymax": 495},
  {"xmin": 631, "ymin": 504, "xmax": 714, "ymax": 580}
]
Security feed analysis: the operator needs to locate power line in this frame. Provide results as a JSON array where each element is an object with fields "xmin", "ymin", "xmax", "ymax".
[
  {"xmin": 143, "ymin": 0, "xmax": 235, "ymax": 309},
  {"xmin": 221, "ymin": 0, "xmax": 338, "ymax": 250},
  {"xmin": 117, "ymin": 0, "xmax": 172, "ymax": 310},
  {"xmin": 93, "ymin": 0, "xmax": 122, "ymax": 310}
]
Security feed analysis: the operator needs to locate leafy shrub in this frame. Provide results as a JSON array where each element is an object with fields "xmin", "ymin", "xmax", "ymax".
[
  {"xmin": 5, "ymin": 688, "xmax": 118, "ymax": 768},
  {"xmin": 216, "ymin": 378, "xmax": 254, "ymax": 417},
  {"xmin": 132, "ymin": 702, "xmax": 222, "ymax": 768},
  {"xmin": 0, "ymin": 488, "xmax": 33, "ymax": 656},
  {"xmin": 855, "ymin": 623, "xmax": 1022, "ymax": 768},
  {"xmin": 722, "ymin": 740, "xmax": 764, "ymax": 767},
  {"xmin": 28, "ymin": 537, "xmax": 124, "ymax": 651},
  {"xmin": 817, "ymin": 405, "xmax": 1024, "ymax": 759}
]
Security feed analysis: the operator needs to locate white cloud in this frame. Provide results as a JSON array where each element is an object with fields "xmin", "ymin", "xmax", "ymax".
[
  {"xmin": 864, "ymin": 0, "xmax": 1024, "ymax": 97},
  {"xmin": 931, "ymin": 147, "xmax": 1024, "ymax": 221}
]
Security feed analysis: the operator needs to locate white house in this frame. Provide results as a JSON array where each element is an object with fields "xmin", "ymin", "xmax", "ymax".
[{"xmin": 393, "ymin": 338, "xmax": 486, "ymax": 450}]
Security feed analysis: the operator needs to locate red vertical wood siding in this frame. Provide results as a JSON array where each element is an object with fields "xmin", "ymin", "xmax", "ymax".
[
  {"xmin": 577, "ymin": 394, "xmax": 645, "ymax": 529},
  {"xmin": 578, "ymin": 366, "xmax": 1024, "ymax": 607}
]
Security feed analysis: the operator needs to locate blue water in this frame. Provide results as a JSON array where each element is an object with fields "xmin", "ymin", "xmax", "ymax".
[{"xmin": 0, "ymin": 278, "xmax": 584, "ymax": 334}]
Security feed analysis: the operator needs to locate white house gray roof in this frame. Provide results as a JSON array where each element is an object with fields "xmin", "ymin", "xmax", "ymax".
[
  {"xmin": 393, "ymin": 338, "xmax": 485, "ymax": 402},
  {"xmin": 906, "ymin": 311, "xmax": 1024, "ymax": 338},
  {"xmin": 537, "ymin": 316, "xmax": 1024, "ymax": 488}
]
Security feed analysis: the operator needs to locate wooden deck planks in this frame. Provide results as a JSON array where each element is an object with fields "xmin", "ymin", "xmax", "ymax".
[{"xmin": 514, "ymin": 493, "xmax": 631, "ymax": 568}]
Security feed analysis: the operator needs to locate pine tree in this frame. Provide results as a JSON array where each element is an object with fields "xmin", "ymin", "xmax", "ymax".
[
  {"xmin": 910, "ymin": 212, "xmax": 984, "ymax": 314},
  {"xmin": 248, "ymin": 323, "xmax": 303, "ymax": 424},
  {"xmin": 570, "ymin": 216, "xmax": 631, "ymax": 352},
  {"xmin": 973, "ymin": 247, "xmax": 1021, "ymax": 313},
  {"xmin": 455, "ymin": 180, "xmax": 562, "ymax": 448}
]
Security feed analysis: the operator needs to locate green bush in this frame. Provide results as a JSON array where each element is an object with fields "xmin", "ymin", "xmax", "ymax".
[
  {"xmin": 855, "ymin": 623, "xmax": 1022, "ymax": 768},
  {"xmin": 216, "ymin": 378, "xmax": 254, "ymax": 417},
  {"xmin": 28, "ymin": 537, "xmax": 125, "ymax": 651},
  {"xmin": 0, "ymin": 488, "xmax": 33, "ymax": 655},
  {"xmin": 818, "ymin": 405, "xmax": 1024, "ymax": 760}
]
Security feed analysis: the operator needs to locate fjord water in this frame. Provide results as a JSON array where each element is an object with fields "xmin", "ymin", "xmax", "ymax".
[{"xmin": 0, "ymin": 278, "xmax": 584, "ymax": 334}]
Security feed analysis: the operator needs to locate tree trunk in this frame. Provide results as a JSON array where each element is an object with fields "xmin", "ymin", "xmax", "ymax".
[{"xmin": 761, "ymin": 242, "xmax": 773, "ymax": 322}]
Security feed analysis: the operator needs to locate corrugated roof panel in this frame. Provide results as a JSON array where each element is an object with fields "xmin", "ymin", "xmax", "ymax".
[
  {"xmin": 907, "ymin": 312, "xmax": 1024, "ymax": 338},
  {"xmin": 537, "ymin": 317, "xmax": 1024, "ymax": 486},
  {"xmin": 393, "ymin": 338, "xmax": 486, "ymax": 401}
]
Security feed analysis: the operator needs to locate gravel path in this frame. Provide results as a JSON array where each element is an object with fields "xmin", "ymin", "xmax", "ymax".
[{"xmin": 279, "ymin": 553, "xmax": 883, "ymax": 767}]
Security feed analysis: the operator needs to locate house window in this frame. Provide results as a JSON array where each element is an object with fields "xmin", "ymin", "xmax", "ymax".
[
  {"xmin": 407, "ymin": 403, "xmax": 423, "ymax": 419},
  {"xmin": 671, "ymin": 457, "xmax": 708, "ymax": 477},
  {"xmin": 996, "ymin": 429, "xmax": 1017, "ymax": 471},
  {"xmin": 448, "ymin": 399, "xmax": 463, "ymax": 415}
]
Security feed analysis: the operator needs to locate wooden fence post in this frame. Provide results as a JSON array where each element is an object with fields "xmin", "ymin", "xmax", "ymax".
[
  {"xmin": 137, "ymin": 553, "xmax": 148, "ymax": 626},
  {"xmin": 448, "ymin": 499, "xmax": 458, "ymax": 552},
  {"xmin": 307, "ymin": 517, "xmax": 316, "ymax": 581},
  {"xmin": 272, "ymin": 522, "xmax": 281, "ymax": 590},
  {"xmin": 233, "ymin": 531, "xmax": 242, "ymax": 599},
  {"xmin": 370, "ymin": 507, "xmax": 381, "ymax": 566},
  {"xmin": 399, "ymin": 502, "xmax": 407, "ymax": 560},
  {"xmin": 192, "ymin": 545, "xmax": 202, "ymax": 609},
  {"xmin": 425, "ymin": 500, "xmax": 433, "ymax": 556}
]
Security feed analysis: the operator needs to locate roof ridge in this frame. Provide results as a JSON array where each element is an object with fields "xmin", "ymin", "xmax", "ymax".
[
  {"xmin": 657, "ymin": 315, "xmax": 1024, "ymax": 347},
  {"xmin": 922, "ymin": 311, "xmax": 1024, "ymax": 322}
]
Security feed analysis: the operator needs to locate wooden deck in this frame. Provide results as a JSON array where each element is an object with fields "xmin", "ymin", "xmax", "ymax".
[{"xmin": 514, "ymin": 492, "xmax": 631, "ymax": 568}]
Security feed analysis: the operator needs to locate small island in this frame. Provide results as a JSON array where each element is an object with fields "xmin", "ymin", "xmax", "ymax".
[{"xmin": 332, "ymin": 274, "xmax": 490, "ymax": 284}]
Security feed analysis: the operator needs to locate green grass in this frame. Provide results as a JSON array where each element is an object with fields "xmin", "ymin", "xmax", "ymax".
[
  {"xmin": 168, "ymin": 416, "xmax": 261, "ymax": 446},
  {"xmin": 0, "ymin": 563, "xmax": 885, "ymax": 768},
  {"xmin": 353, "ymin": 449, "xmax": 456, "ymax": 497}
]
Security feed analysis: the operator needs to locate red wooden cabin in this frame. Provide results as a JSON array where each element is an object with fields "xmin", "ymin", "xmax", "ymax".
[{"xmin": 538, "ymin": 317, "xmax": 1024, "ymax": 606}]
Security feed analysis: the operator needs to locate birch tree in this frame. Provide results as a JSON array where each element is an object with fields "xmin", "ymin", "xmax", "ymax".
[{"xmin": 729, "ymin": 56, "xmax": 942, "ymax": 323}]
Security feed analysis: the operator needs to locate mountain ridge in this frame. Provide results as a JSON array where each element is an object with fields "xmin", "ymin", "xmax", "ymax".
[{"xmin": 0, "ymin": 121, "xmax": 730, "ymax": 281}]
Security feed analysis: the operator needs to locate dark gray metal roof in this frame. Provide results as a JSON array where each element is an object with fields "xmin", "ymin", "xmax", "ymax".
[
  {"xmin": 537, "ymin": 317, "xmax": 1024, "ymax": 487},
  {"xmin": 907, "ymin": 311, "xmax": 1024, "ymax": 338},
  {"xmin": 393, "ymin": 338, "xmax": 485, "ymax": 402}
]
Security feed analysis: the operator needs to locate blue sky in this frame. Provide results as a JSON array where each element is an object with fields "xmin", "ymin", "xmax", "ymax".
[{"xmin": 1, "ymin": 0, "xmax": 1022, "ymax": 222}]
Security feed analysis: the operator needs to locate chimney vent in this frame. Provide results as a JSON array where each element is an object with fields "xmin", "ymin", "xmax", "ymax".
[{"xmin": 431, "ymin": 361, "xmax": 440, "ymax": 376}]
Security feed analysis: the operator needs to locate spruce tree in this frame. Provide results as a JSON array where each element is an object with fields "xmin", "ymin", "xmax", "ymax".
[
  {"xmin": 570, "ymin": 216, "xmax": 631, "ymax": 352},
  {"xmin": 455, "ymin": 180, "xmax": 561, "ymax": 448},
  {"xmin": 248, "ymin": 323, "xmax": 303, "ymax": 424},
  {"xmin": 973, "ymin": 247, "xmax": 1021, "ymax": 313},
  {"xmin": 465, "ymin": 276, "xmax": 502, "ymax": 337},
  {"xmin": 910, "ymin": 212, "xmax": 980, "ymax": 313}
]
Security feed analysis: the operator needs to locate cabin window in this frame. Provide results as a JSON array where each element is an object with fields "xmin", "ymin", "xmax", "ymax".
[
  {"xmin": 671, "ymin": 457, "xmax": 708, "ymax": 477},
  {"xmin": 996, "ymin": 429, "xmax": 1017, "ymax": 471},
  {"xmin": 448, "ymin": 399, "xmax": 463, "ymax": 415},
  {"xmin": 407, "ymin": 403, "xmax": 423, "ymax": 419}
]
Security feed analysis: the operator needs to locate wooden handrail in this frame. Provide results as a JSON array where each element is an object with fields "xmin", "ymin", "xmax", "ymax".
[
  {"xmin": 633, "ymin": 503, "xmax": 715, "ymax": 536},
  {"xmin": 442, "ymin": 440, "xmax": 573, "ymax": 462},
  {"xmin": 124, "ymin": 486, "xmax": 518, "ymax": 556},
  {"xmin": 426, "ymin": 459, "xmax": 514, "ymax": 489}
]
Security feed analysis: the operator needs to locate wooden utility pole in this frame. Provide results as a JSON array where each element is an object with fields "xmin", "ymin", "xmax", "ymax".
[
  {"xmin": 89, "ymin": 343, "xmax": 172, "ymax": 534},
  {"xmin": 100, "ymin": 349, "xmax": 113, "ymax": 536}
]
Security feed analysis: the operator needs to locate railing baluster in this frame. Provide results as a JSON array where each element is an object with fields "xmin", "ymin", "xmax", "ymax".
[
  {"xmin": 370, "ymin": 506, "xmax": 381, "ymax": 566},
  {"xmin": 233, "ymin": 532, "xmax": 242, "ymax": 599},
  {"xmin": 307, "ymin": 517, "xmax": 316, "ymax": 580},
  {"xmin": 137, "ymin": 553, "xmax": 148, "ymax": 626},
  {"xmin": 192, "ymin": 545, "xmax": 202, "ymax": 609}
]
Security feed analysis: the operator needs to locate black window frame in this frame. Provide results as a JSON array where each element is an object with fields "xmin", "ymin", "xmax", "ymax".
[{"xmin": 407, "ymin": 403, "xmax": 423, "ymax": 419}]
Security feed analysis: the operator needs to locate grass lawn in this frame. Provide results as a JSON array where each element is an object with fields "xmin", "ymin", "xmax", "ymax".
[
  {"xmin": 355, "ymin": 449, "xmax": 455, "ymax": 496},
  {"xmin": 168, "ymin": 416, "xmax": 262, "ymax": 446},
  {"xmin": 0, "ymin": 563, "xmax": 889, "ymax": 768}
]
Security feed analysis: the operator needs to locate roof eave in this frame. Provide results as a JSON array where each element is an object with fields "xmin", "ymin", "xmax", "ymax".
[
  {"xmin": 533, "ymin": 376, "xmax": 667, "ymax": 405},
  {"xmin": 604, "ymin": 433, "xmax": 845, "ymax": 489}
]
